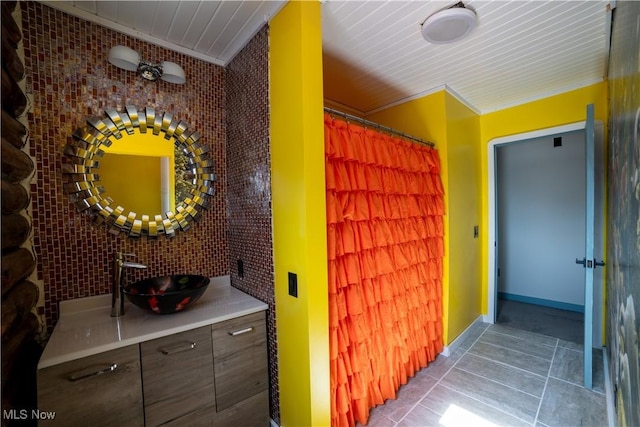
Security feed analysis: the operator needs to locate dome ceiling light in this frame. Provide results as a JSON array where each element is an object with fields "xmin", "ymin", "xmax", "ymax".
[{"xmin": 421, "ymin": 2, "xmax": 477, "ymax": 44}]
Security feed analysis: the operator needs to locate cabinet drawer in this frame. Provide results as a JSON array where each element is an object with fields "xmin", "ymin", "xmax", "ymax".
[
  {"xmin": 211, "ymin": 311, "xmax": 268, "ymax": 411},
  {"xmin": 140, "ymin": 326, "xmax": 215, "ymax": 426},
  {"xmin": 37, "ymin": 345, "xmax": 143, "ymax": 427}
]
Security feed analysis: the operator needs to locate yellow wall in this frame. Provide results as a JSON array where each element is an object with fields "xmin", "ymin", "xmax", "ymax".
[
  {"xmin": 101, "ymin": 131, "xmax": 176, "ymax": 213},
  {"xmin": 444, "ymin": 92, "xmax": 482, "ymax": 341},
  {"xmin": 367, "ymin": 90, "xmax": 482, "ymax": 344},
  {"xmin": 269, "ymin": 2, "xmax": 330, "ymax": 426},
  {"xmin": 99, "ymin": 153, "xmax": 162, "ymax": 214},
  {"xmin": 365, "ymin": 91, "xmax": 448, "ymax": 144},
  {"xmin": 102, "ymin": 131, "xmax": 175, "ymax": 158},
  {"xmin": 479, "ymin": 83, "xmax": 608, "ymax": 315}
]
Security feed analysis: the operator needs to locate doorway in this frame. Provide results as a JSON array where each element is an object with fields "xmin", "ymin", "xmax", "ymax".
[
  {"xmin": 495, "ymin": 130, "xmax": 585, "ymax": 343},
  {"xmin": 487, "ymin": 121, "xmax": 605, "ymax": 347}
]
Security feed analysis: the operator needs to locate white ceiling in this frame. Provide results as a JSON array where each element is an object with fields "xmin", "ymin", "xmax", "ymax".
[
  {"xmin": 322, "ymin": 0, "xmax": 611, "ymax": 114},
  {"xmin": 42, "ymin": 0, "xmax": 612, "ymax": 115},
  {"xmin": 41, "ymin": 0, "xmax": 288, "ymax": 66}
]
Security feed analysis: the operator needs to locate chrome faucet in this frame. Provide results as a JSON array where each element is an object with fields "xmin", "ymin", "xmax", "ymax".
[{"xmin": 111, "ymin": 252, "xmax": 147, "ymax": 317}]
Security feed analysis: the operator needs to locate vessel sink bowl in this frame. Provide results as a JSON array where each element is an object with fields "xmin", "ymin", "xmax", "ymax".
[{"xmin": 123, "ymin": 275, "xmax": 210, "ymax": 314}]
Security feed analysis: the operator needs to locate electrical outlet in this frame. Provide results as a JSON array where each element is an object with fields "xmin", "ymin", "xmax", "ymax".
[
  {"xmin": 237, "ymin": 259, "xmax": 244, "ymax": 278},
  {"xmin": 288, "ymin": 272, "xmax": 298, "ymax": 298}
]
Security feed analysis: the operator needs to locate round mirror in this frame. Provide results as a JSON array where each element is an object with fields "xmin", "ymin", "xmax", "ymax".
[{"xmin": 63, "ymin": 106, "xmax": 215, "ymax": 238}]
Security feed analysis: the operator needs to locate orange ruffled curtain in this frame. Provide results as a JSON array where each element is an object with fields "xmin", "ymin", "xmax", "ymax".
[{"xmin": 325, "ymin": 114, "xmax": 445, "ymax": 427}]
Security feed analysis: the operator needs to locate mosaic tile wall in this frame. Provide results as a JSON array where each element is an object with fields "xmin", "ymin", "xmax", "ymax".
[
  {"xmin": 21, "ymin": 2, "xmax": 229, "ymax": 330},
  {"xmin": 225, "ymin": 26, "xmax": 279, "ymax": 423},
  {"xmin": 606, "ymin": 2, "xmax": 640, "ymax": 426}
]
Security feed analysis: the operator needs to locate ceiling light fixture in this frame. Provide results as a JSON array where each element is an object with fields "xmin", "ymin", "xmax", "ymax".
[
  {"xmin": 421, "ymin": 2, "xmax": 477, "ymax": 44},
  {"xmin": 107, "ymin": 45, "xmax": 186, "ymax": 84}
]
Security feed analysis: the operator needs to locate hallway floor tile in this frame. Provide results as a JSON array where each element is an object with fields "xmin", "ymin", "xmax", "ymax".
[{"xmin": 358, "ymin": 323, "xmax": 607, "ymax": 427}]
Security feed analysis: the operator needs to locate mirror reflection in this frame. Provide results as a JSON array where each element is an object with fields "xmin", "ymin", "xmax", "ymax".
[
  {"xmin": 63, "ymin": 106, "xmax": 216, "ymax": 238},
  {"xmin": 173, "ymin": 145, "xmax": 193, "ymax": 206},
  {"xmin": 99, "ymin": 131, "xmax": 187, "ymax": 215}
]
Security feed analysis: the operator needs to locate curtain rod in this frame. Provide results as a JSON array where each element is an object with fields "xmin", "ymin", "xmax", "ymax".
[{"xmin": 324, "ymin": 107, "xmax": 435, "ymax": 148}]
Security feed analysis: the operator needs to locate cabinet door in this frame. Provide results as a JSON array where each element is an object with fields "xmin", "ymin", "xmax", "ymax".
[
  {"xmin": 160, "ymin": 404, "xmax": 215, "ymax": 427},
  {"xmin": 211, "ymin": 311, "xmax": 268, "ymax": 412},
  {"xmin": 140, "ymin": 326, "xmax": 215, "ymax": 427},
  {"xmin": 213, "ymin": 390, "xmax": 269, "ymax": 427},
  {"xmin": 37, "ymin": 345, "xmax": 143, "ymax": 426}
]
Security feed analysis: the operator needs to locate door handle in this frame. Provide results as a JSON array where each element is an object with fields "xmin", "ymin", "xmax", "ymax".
[
  {"xmin": 576, "ymin": 258, "xmax": 605, "ymax": 269},
  {"xmin": 68, "ymin": 363, "xmax": 118, "ymax": 382},
  {"xmin": 228, "ymin": 326, "xmax": 254, "ymax": 336},
  {"xmin": 160, "ymin": 341, "xmax": 197, "ymax": 355}
]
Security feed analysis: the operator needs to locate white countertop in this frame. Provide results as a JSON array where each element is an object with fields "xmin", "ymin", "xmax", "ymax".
[{"xmin": 38, "ymin": 276, "xmax": 268, "ymax": 369}]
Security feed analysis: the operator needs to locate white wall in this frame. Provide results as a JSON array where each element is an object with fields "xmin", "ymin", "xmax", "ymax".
[{"xmin": 496, "ymin": 131, "xmax": 585, "ymax": 306}]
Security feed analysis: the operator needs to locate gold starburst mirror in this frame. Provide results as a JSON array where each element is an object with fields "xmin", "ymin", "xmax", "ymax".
[{"xmin": 63, "ymin": 106, "xmax": 215, "ymax": 238}]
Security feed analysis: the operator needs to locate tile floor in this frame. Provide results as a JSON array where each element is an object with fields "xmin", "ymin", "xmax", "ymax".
[
  {"xmin": 359, "ymin": 323, "xmax": 607, "ymax": 427},
  {"xmin": 497, "ymin": 299, "xmax": 584, "ymax": 344}
]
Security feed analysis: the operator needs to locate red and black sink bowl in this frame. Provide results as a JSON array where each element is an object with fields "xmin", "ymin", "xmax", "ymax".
[{"xmin": 123, "ymin": 275, "xmax": 210, "ymax": 314}]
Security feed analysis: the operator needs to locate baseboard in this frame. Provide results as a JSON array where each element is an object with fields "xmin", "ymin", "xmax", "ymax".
[
  {"xmin": 498, "ymin": 292, "xmax": 584, "ymax": 313},
  {"xmin": 270, "ymin": 418, "xmax": 279, "ymax": 427},
  {"xmin": 482, "ymin": 314, "xmax": 494, "ymax": 324},
  {"xmin": 603, "ymin": 347, "xmax": 616, "ymax": 427},
  {"xmin": 440, "ymin": 315, "xmax": 485, "ymax": 357}
]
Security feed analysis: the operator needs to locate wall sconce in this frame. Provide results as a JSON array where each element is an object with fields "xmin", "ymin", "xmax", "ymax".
[{"xmin": 108, "ymin": 45, "xmax": 186, "ymax": 84}]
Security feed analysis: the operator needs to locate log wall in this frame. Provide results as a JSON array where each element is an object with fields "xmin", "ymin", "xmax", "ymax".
[{"xmin": 1, "ymin": 1, "xmax": 41, "ymax": 424}]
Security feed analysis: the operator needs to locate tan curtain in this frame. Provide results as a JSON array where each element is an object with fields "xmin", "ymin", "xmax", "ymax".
[{"xmin": 325, "ymin": 114, "xmax": 445, "ymax": 426}]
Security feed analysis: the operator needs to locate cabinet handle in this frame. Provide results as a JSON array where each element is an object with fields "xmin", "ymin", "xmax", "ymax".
[
  {"xmin": 228, "ymin": 326, "xmax": 254, "ymax": 336},
  {"xmin": 160, "ymin": 341, "xmax": 197, "ymax": 355},
  {"xmin": 68, "ymin": 363, "xmax": 118, "ymax": 382}
]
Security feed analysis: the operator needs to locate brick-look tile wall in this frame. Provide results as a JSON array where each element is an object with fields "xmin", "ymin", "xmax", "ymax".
[
  {"xmin": 21, "ymin": 2, "xmax": 228, "ymax": 329},
  {"xmin": 225, "ymin": 26, "xmax": 279, "ymax": 423}
]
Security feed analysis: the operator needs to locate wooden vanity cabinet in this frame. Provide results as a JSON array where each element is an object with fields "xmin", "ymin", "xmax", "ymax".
[
  {"xmin": 37, "ymin": 311, "xmax": 269, "ymax": 426},
  {"xmin": 211, "ymin": 311, "xmax": 269, "ymax": 426},
  {"xmin": 37, "ymin": 345, "xmax": 143, "ymax": 426},
  {"xmin": 140, "ymin": 326, "xmax": 215, "ymax": 427}
]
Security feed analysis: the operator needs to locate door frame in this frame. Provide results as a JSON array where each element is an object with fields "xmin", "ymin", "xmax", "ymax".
[{"xmin": 486, "ymin": 120, "xmax": 604, "ymax": 346}]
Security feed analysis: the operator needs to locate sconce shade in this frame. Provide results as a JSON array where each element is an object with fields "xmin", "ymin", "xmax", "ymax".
[
  {"xmin": 421, "ymin": 4, "xmax": 477, "ymax": 44},
  {"xmin": 108, "ymin": 45, "xmax": 186, "ymax": 84},
  {"xmin": 108, "ymin": 45, "xmax": 140, "ymax": 71},
  {"xmin": 161, "ymin": 61, "xmax": 186, "ymax": 84}
]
